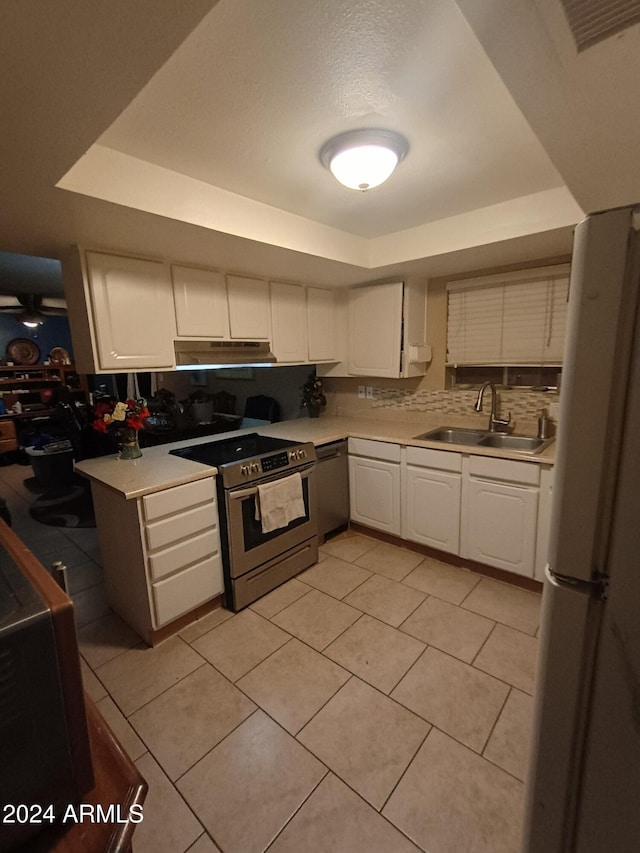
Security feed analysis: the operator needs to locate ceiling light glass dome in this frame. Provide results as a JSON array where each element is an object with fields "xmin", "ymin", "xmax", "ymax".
[{"xmin": 320, "ymin": 129, "xmax": 409, "ymax": 191}]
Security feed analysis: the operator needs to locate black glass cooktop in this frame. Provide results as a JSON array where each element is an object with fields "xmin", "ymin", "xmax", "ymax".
[{"xmin": 169, "ymin": 433, "xmax": 299, "ymax": 469}]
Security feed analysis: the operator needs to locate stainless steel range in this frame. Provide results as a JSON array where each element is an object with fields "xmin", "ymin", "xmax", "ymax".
[{"xmin": 170, "ymin": 433, "xmax": 317, "ymax": 610}]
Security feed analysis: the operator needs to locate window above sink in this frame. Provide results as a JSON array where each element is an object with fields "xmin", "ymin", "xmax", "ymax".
[{"xmin": 445, "ymin": 263, "xmax": 569, "ymax": 391}]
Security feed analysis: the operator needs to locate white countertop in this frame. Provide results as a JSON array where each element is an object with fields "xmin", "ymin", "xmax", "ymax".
[{"xmin": 75, "ymin": 414, "xmax": 555, "ymax": 500}]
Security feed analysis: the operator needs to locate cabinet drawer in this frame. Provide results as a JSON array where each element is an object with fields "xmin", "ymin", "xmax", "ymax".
[
  {"xmin": 152, "ymin": 555, "xmax": 222, "ymax": 627},
  {"xmin": 145, "ymin": 503, "xmax": 215, "ymax": 551},
  {"xmin": 469, "ymin": 455, "xmax": 540, "ymax": 486},
  {"xmin": 348, "ymin": 437, "xmax": 401, "ymax": 463},
  {"xmin": 406, "ymin": 445, "xmax": 462, "ymax": 473},
  {"xmin": 143, "ymin": 478, "xmax": 215, "ymax": 522},
  {"xmin": 148, "ymin": 528, "xmax": 220, "ymax": 582},
  {"xmin": 0, "ymin": 421, "xmax": 17, "ymax": 441}
]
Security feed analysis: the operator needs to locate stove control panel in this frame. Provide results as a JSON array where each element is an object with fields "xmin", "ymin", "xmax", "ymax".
[{"xmin": 260, "ymin": 450, "xmax": 291, "ymax": 473}]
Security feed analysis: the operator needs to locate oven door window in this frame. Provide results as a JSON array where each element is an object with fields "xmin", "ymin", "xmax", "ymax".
[{"xmin": 240, "ymin": 476, "xmax": 311, "ymax": 552}]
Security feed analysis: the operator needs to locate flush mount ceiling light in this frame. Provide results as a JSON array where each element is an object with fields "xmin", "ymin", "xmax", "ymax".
[{"xmin": 320, "ymin": 129, "xmax": 409, "ymax": 191}]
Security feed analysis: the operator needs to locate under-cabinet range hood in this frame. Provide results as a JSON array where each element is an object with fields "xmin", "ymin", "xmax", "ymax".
[{"xmin": 174, "ymin": 339, "xmax": 277, "ymax": 369}]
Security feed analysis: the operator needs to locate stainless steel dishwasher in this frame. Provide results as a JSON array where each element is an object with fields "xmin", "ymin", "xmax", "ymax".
[{"xmin": 315, "ymin": 439, "xmax": 349, "ymax": 541}]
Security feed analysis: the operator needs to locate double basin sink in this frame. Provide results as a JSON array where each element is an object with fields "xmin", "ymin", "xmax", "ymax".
[{"xmin": 414, "ymin": 426, "xmax": 554, "ymax": 455}]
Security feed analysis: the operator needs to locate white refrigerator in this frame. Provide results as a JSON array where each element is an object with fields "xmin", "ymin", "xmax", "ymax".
[{"xmin": 523, "ymin": 205, "xmax": 640, "ymax": 852}]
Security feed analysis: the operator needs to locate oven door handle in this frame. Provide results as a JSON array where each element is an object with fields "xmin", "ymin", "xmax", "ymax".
[
  {"xmin": 228, "ymin": 463, "xmax": 315, "ymax": 501},
  {"xmin": 229, "ymin": 485, "xmax": 260, "ymax": 500}
]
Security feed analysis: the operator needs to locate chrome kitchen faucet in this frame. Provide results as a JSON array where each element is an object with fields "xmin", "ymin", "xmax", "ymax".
[{"xmin": 474, "ymin": 381, "xmax": 511, "ymax": 433}]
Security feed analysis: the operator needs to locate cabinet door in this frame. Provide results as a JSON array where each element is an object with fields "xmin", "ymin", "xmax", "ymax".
[
  {"xmin": 348, "ymin": 282, "xmax": 403, "ymax": 377},
  {"xmin": 86, "ymin": 252, "xmax": 176, "ymax": 370},
  {"xmin": 464, "ymin": 478, "xmax": 538, "ymax": 577},
  {"xmin": 348, "ymin": 455, "xmax": 400, "ymax": 535},
  {"xmin": 226, "ymin": 274, "xmax": 270, "ymax": 340},
  {"xmin": 307, "ymin": 287, "xmax": 336, "ymax": 362},
  {"xmin": 270, "ymin": 282, "xmax": 307, "ymax": 362},
  {"xmin": 172, "ymin": 265, "xmax": 230, "ymax": 339},
  {"xmin": 404, "ymin": 466, "xmax": 461, "ymax": 554}
]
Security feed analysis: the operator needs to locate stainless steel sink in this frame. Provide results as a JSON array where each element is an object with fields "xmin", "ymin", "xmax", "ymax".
[
  {"xmin": 477, "ymin": 433, "xmax": 554, "ymax": 454},
  {"xmin": 413, "ymin": 427, "xmax": 487, "ymax": 446},
  {"xmin": 414, "ymin": 426, "xmax": 555, "ymax": 455}
]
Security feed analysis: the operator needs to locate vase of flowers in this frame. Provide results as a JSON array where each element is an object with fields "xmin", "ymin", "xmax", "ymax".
[
  {"xmin": 91, "ymin": 398, "xmax": 150, "ymax": 460},
  {"xmin": 300, "ymin": 372, "xmax": 326, "ymax": 418}
]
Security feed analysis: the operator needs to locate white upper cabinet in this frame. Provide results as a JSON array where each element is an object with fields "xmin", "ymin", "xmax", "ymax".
[
  {"xmin": 319, "ymin": 278, "xmax": 428, "ymax": 378},
  {"xmin": 307, "ymin": 287, "xmax": 336, "ymax": 362},
  {"xmin": 64, "ymin": 249, "xmax": 176, "ymax": 373},
  {"xmin": 348, "ymin": 282, "xmax": 403, "ymax": 377},
  {"xmin": 226, "ymin": 274, "xmax": 271, "ymax": 340},
  {"xmin": 172, "ymin": 265, "xmax": 230, "ymax": 339},
  {"xmin": 270, "ymin": 281, "xmax": 308, "ymax": 362}
]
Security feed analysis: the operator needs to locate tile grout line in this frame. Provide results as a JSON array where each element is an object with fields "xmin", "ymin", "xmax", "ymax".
[
  {"xmin": 133, "ymin": 750, "xmax": 206, "ymax": 852},
  {"xmin": 387, "ymin": 641, "xmax": 535, "ymax": 761},
  {"xmin": 478, "ymin": 685, "xmax": 531, "ymax": 784},
  {"xmin": 378, "ymin": 722, "xmax": 434, "ymax": 820},
  {"xmin": 262, "ymin": 769, "xmax": 330, "ymax": 852},
  {"xmin": 478, "ymin": 683, "xmax": 513, "ymax": 758},
  {"xmin": 469, "ymin": 619, "xmax": 500, "ymax": 667},
  {"xmin": 95, "ymin": 645, "xmax": 210, "ymax": 719}
]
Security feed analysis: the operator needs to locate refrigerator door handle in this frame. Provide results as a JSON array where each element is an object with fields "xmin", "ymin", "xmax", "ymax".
[
  {"xmin": 523, "ymin": 568, "xmax": 603, "ymax": 853},
  {"xmin": 548, "ymin": 565, "xmax": 609, "ymax": 600}
]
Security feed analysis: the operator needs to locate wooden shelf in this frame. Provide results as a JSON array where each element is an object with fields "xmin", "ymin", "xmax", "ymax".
[
  {"xmin": 0, "ymin": 364, "xmax": 89, "ymax": 401},
  {"xmin": 0, "ymin": 364, "xmax": 76, "ymax": 373},
  {"xmin": 0, "ymin": 377, "xmax": 63, "ymax": 385}
]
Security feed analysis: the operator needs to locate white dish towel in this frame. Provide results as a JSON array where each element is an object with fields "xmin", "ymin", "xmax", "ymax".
[{"xmin": 255, "ymin": 473, "xmax": 306, "ymax": 533}]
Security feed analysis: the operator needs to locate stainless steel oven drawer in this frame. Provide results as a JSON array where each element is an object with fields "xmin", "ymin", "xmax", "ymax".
[{"xmin": 231, "ymin": 537, "xmax": 318, "ymax": 610}]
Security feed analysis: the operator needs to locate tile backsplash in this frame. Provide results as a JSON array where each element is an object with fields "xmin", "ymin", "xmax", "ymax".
[{"xmin": 325, "ymin": 380, "xmax": 559, "ymax": 435}]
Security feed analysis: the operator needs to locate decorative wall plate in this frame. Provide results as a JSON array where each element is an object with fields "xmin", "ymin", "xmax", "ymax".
[
  {"xmin": 7, "ymin": 338, "xmax": 40, "ymax": 365},
  {"xmin": 49, "ymin": 347, "xmax": 71, "ymax": 365}
]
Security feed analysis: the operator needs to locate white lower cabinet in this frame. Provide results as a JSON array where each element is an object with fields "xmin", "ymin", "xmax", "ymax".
[
  {"xmin": 403, "ymin": 447, "xmax": 462, "ymax": 554},
  {"xmin": 461, "ymin": 456, "xmax": 540, "ymax": 578},
  {"xmin": 142, "ymin": 478, "xmax": 223, "ymax": 628},
  {"xmin": 348, "ymin": 437, "xmax": 552, "ymax": 582},
  {"xmin": 91, "ymin": 476, "xmax": 223, "ymax": 643},
  {"xmin": 463, "ymin": 478, "xmax": 539, "ymax": 576},
  {"xmin": 348, "ymin": 438, "xmax": 401, "ymax": 535}
]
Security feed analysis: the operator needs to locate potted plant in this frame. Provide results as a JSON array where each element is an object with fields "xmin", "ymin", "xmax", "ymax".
[{"xmin": 300, "ymin": 372, "xmax": 326, "ymax": 418}]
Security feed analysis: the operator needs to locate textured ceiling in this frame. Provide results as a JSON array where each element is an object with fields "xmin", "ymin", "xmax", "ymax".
[
  {"xmin": 3, "ymin": 1, "xmax": 640, "ymax": 290},
  {"xmin": 96, "ymin": 0, "xmax": 564, "ymax": 239}
]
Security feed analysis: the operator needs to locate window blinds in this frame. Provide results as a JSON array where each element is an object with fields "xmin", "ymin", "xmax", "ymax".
[{"xmin": 446, "ymin": 265, "xmax": 570, "ymax": 366}]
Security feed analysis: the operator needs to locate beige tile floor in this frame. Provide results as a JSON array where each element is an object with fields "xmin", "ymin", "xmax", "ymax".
[{"xmin": 0, "ymin": 463, "xmax": 542, "ymax": 853}]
